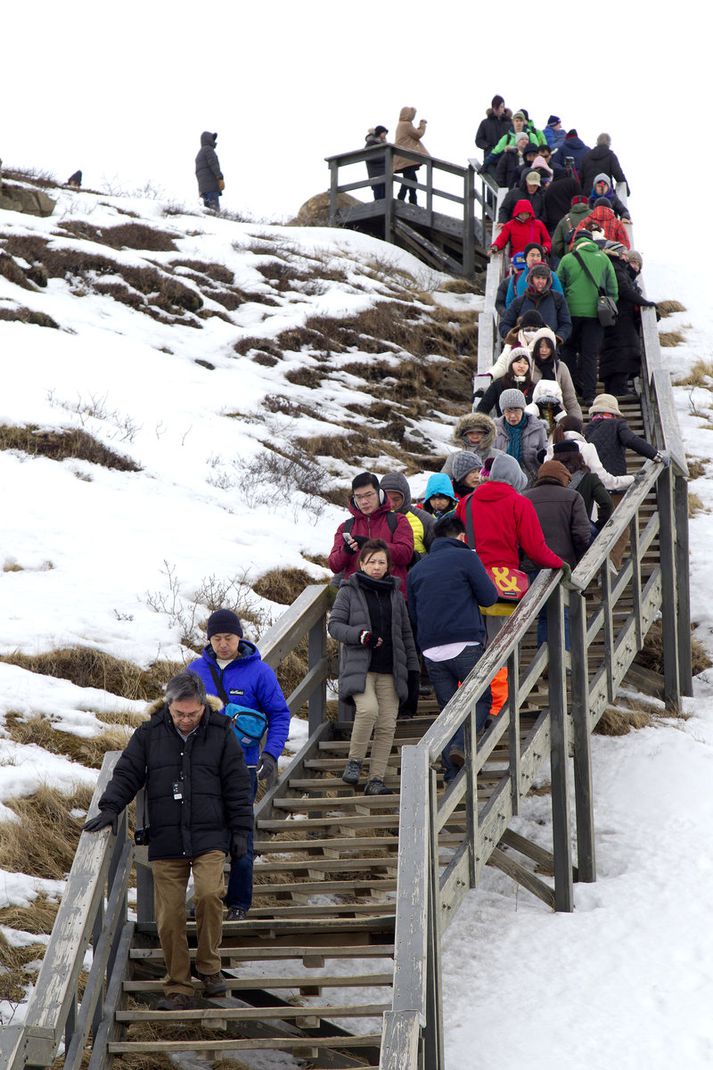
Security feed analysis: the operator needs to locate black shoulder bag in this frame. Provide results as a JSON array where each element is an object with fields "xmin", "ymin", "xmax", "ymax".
[{"xmin": 573, "ymin": 250, "xmax": 618, "ymax": 327}]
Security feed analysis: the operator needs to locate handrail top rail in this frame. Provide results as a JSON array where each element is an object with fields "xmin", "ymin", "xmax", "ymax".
[{"xmin": 325, "ymin": 144, "xmax": 471, "ymax": 179}]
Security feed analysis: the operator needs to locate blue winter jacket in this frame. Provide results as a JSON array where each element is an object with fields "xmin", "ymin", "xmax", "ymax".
[
  {"xmin": 189, "ymin": 641, "xmax": 291, "ymax": 766},
  {"xmin": 407, "ymin": 538, "xmax": 498, "ymax": 651},
  {"xmin": 506, "ymin": 270, "xmax": 564, "ymax": 306}
]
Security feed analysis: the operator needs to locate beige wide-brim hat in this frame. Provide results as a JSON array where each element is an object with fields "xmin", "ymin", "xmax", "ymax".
[{"xmin": 589, "ymin": 393, "xmax": 622, "ymax": 417}]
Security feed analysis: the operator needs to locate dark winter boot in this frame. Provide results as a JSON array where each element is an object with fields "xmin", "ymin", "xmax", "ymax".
[
  {"xmin": 341, "ymin": 759, "xmax": 363, "ymax": 785},
  {"xmin": 363, "ymin": 778, "xmax": 393, "ymax": 795}
]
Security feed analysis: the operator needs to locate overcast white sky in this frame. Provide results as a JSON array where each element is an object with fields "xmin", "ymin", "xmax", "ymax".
[{"xmin": 3, "ymin": 1, "xmax": 707, "ymax": 266}]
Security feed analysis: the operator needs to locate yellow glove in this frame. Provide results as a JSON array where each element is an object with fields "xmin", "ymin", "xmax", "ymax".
[{"xmin": 218, "ymin": 179, "xmax": 225, "ymax": 192}]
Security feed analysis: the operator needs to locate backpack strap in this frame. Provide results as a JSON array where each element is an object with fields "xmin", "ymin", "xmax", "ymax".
[
  {"xmin": 206, "ymin": 661, "xmax": 230, "ymax": 707},
  {"xmin": 465, "ymin": 499, "xmax": 477, "ymax": 550},
  {"xmin": 573, "ymin": 250, "xmax": 606, "ymax": 296},
  {"xmin": 345, "ymin": 513, "xmax": 398, "ymax": 537}
]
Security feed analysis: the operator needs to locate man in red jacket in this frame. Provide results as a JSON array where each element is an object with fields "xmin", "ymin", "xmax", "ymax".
[
  {"xmin": 328, "ymin": 472, "xmax": 414, "ymax": 595},
  {"xmin": 490, "ymin": 199, "xmax": 551, "ymax": 259}
]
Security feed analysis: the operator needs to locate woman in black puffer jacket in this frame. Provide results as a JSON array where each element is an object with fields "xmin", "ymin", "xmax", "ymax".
[{"xmin": 328, "ymin": 539, "xmax": 419, "ymax": 796}]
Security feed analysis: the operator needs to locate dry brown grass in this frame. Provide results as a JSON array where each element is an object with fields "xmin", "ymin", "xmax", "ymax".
[
  {"xmin": 689, "ymin": 492, "xmax": 707, "ymax": 517},
  {"xmin": 656, "ymin": 299, "xmax": 686, "ymax": 317},
  {"xmin": 636, "ymin": 621, "xmax": 712, "ymax": 678},
  {"xmin": 252, "ymin": 567, "xmax": 316, "ymax": 605},
  {"xmin": 0, "ymin": 251, "xmax": 33, "ymax": 288},
  {"xmin": 659, "ymin": 330, "xmax": 684, "ymax": 348},
  {"xmin": 675, "ymin": 360, "xmax": 713, "ymax": 388},
  {"xmin": 4, "ymin": 712, "xmax": 133, "ymax": 769},
  {"xmin": 0, "ymin": 647, "xmax": 182, "ymax": 700},
  {"xmin": 0, "ymin": 306, "xmax": 58, "ymax": 328},
  {"xmin": 595, "ymin": 706, "xmax": 653, "ymax": 735},
  {"xmin": 0, "ymin": 895, "xmax": 60, "ymax": 935},
  {"xmin": 688, "ymin": 457, "xmax": 707, "ymax": 480},
  {"xmin": 0, "ymin": 784, "xmax": 93, "ymax": 879},
  {"xmin": 0, "ymin": 424, "xmax": 141, "ymax": 470},
  {"xmin": 0, "ymin": 931, "xmax": 47, "ymax": 1002},
  {"xmin": 440, "ymin": 277, "xmax": 481, "ymax": 294}
]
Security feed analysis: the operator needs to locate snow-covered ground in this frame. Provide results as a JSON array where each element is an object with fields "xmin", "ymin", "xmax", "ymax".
[
  {"xmin": 1, "ymin": 178, "xmax": 712, "ymax": 1068},
  {"xmin": 442, "ymin": 265, "xmax": 713, "ymax": 1068}
]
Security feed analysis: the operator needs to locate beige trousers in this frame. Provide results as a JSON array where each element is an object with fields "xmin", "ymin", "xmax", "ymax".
[
  {"xmin": 349, "ymin": 672, "xmax": 400, "ymax": 780},
  {"xmin": 152, "ymin": 849, "xmax": 225, "ymax": 995}
]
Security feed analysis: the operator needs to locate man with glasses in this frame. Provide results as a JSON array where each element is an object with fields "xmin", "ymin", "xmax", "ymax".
[
  {"xmin": 328, "ymin": 471, "xmax": 414, "ymax": 595},
  {"xmin": 82, "ymin": 671, "xmax": 252, "ymax": 1010}
]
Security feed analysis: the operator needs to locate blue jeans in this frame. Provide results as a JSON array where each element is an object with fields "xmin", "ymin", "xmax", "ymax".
[
  {"xmin": 424, "ymin": 645, "xmax": 491, "ymax": 782},
  {"xmin": 226, "ymin": 767, "xmax": 257, "ymax": 910},
  {"xmin": 527, "ymin": 571, "xmax": 571, "ymax": 651},
  {"xmin": 202, "ymin": 190, "xmax": 220, "ymax": 211}
]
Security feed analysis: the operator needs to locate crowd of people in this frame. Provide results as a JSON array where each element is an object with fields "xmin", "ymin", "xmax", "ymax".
[{"xmin": 81, "ymin": 106, "xmax": 667, "ymax": 1013}]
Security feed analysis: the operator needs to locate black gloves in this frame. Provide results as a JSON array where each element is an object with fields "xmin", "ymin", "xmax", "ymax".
[
  {"xmin": 257, "ymin": 752, "xmax": 277, "ymax": 782},
  {"xmin": 82, "ymin": 810, "xmax": 118, "ymax": 835},
  {"xmin": 230, "ymin": 831, "xmax": 249, "ymax": 860},
  {"xmin": 359, "ymin": 631, "xmax": 382, "ymax": 648}
]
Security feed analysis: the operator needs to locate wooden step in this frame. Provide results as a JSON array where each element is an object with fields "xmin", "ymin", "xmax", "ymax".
[
  {"xmin": 247, "ymin": 904, "xmax": 395, "ymax": 919},
  {"xmin": 124, "ymin": 973, "xmax": 394, "ymax": 992},
  {"xmin": 253, "ymin": 876, "xmax": 396, "ymax": 896},
  {"xmin": 116, "ymin": 1002, "xmax": 388, "ymax": 1023},
  {"xmin": 130, "ymin": 944, "xmax": 395, "ymax": 963},
  {"xmin": 109, "ymin": 1034, "xmax": 383, "ymax": 1054},
  {"xmin": 254, "ymin": 855, "xmax": 398, "ymax": 874}
]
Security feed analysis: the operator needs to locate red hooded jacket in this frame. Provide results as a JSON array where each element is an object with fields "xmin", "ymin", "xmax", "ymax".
[
  {"xmin": 492, "ymin": 199, "xmax": 552, "ymax": 257},
  {"xmin": 328, "ymin": 499, "xmax": 415, "ymax": 593},
  {"xmin": 455, "ymin": 480, "xmax": 563, "ymax": 570}
]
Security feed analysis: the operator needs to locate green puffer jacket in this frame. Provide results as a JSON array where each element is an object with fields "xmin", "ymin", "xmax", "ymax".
[{"xmin": 556, "ymin": 236, "xmax": 618, "ymax": 318}]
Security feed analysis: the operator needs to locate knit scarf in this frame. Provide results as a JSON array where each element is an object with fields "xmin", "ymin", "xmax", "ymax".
[
  {"xmin": 504, "ymin": 413, "xmax": 527, "ymax": 461},
  {"xmin": 534, "ymin": 354, "xmax": 557, "ymax": 381}
]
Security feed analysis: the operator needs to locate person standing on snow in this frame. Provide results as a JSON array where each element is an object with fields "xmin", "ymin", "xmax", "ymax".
[
  {"xmin": 189, "ymin": 609, "xmax": 291, "ymax": 921},
  {"xmin": 195, "ymin": 131, "xmax": 224, "ymax": 211}
]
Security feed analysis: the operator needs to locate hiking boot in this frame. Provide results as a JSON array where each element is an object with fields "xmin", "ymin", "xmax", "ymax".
[
  {"xmin": 225, "ymin": 905, "xmax": 248, "ymax": 922},
  {"xmin": 363, "ymin": 778, "xmax": 393, "ymax": 795},
  {"xmin": 448, "ymin": 745, "xmax": 465, "ymax": 768},
  {"xmin": 156, "ymin": 992, "xmax": 196, "ymax": 1011},
  {"xmin": 196, "ymin": 970, "xmax": 228, "ymax": 996},
  {"xmin": 341, "ymin": 759, "xmax": 362, "ymax": 785}
]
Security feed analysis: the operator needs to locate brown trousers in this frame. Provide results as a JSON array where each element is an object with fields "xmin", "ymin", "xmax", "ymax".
[
  {"xmin": 349, "ymin": 672, "xmax": 400, "ymax": 780},
  {"xmin": 152, "ymin": 849, "xmax": 225, "ymax": 995}
]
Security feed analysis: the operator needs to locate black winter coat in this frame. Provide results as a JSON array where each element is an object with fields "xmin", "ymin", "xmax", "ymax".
[
  {"xmin": 476, "ymin": 109, "xmax": 513, "ymax": 154},
  {"xmin": 499, "ymin": 184, "xmax": 546, "ymax": 223},
  {"xmin": 584, "ymin": 416, "xmax": 657, "ymax": 476},
  {"xmin": 365, "ymin": 133, "xmax": 386, "ymax": 179},
  {"xmin": 580, "ymin": 145, "xmax": 628, "ymax": 195},
  {"xmin": 98, "ymin": 702, "xmax": 253, "ymax": 861},
  {"xmin": 543, "ymin": 176, "xmax": 582, "ymax": 233},
  {"xmin": 569, "ymin": 470, "xmax": 613, "ymax": 530},
  {"xmin": 522, "ymin": 480, "xmax": 591, "ymax": 567},
  {"xmin": 599, "ymin": 261, "xmax": 656, "ymax": 378},
  {"xmin": 195, "ymin": 132, "xmax": 223, "ymax": 195}
]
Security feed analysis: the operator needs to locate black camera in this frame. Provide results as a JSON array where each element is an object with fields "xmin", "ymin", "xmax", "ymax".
[{"xmin": 134, "ymin": 827, "xmax": 150, "ymax": 846}]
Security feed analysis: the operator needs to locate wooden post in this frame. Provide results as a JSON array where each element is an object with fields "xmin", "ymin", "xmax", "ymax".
[
  {"xmin": 384, "ymin": 146, "xmax": 394, "ymax": 245},
  {"xmin": 328, "ymin": 160, "xmax": 339, "ymax": 227},
  {"xmin": 600, "ymin": 560, "xmax": 615, "ymax": 704},
  {"xmin": 424, "ymin": 767, "xmax": 445, "ymax": 1069},
  {"xmin": 546, "ymin": 584, "xmax": 574, "ymax": 912},
  {"xmin": 674, "ymin": 470, "xmax": 693, "ymax": 696},
  {"xmin": 463, "ymin": 165, "xmax": 476, "ymax": 278},
  {"xmin": 426, "ymin": 158, "xmax": 433, "ymax": 225},
  {"xmin": 507, "ymin": 647, "xmax": 521, "ymax": 816},
  {"xmin": 658, "ymin": 465, "xmax": 681, "ymax": 710},
  {"xmin": 568, "ymin": 589, "xmax": 596, "ymax": 883},
  {"xmin": 465, "ymin": 707, "xmax": 478, "ymax": 888},
  {"xmin": 308, "ymin": 612, "xmax": 327, "ymax": 735}
]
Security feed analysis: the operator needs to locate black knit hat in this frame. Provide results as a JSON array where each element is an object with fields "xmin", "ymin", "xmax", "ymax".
[
  {"xmin": 374, "ymin": 125, "xmax": 388, "ymax": 136},
  {"xmin": 207, "ymin": 609, "xmax": 243, "ymax": 639},
  {"xmin": 553, "ymin": 440, "xmax": 579, "ymax": 455}
]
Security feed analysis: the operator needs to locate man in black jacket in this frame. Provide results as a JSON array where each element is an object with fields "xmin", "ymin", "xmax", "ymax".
[
  {"xmin": 83, "ymin": 671, "xmax": 253, "ymax": 1010},
  {"xmin": 195, "ymin": 131, "xmax": 224, "ymax": 211}
]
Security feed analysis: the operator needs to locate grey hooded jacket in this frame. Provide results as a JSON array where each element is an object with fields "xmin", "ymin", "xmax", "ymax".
[
  {"xmin": 328, "ymin": 573, "xmax": 419, "ymax": 701},
  {"xmin": 195, "ymin": 131, "xmax": 223, "ymax": 195},
  {"xmin": 379, "ymin": 472, "xmax": 435, "ymax": 558}
]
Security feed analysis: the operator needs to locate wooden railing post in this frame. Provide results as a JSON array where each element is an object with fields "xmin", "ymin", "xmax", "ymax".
[
  {"xmin": 426, "ymin": 158, "xmax": 433, "ymax": 224},
  {"xmin": 424, "ymin": 766, "xmax": 445, "ymax": 1069},
  {"xmin": 463, "ymin": 165, "xmax": 475, "ymax": 277},
  {"xmin": 657, "ymin": 465, "xmax": 681, "ymax": 710},
  {"xmin": 384, "ymin": 146, "xmax": 394, "ymax": 244},
  {"xmin": 674, "ymin": 470, "xmax": 693, "ymax": 696},
  {"xmin": 546, "ymin": 583, "xmax": 574, "ymax": 911},
  {"xmin": 568, "ymin": 588, "xmax": 596, "ymax": 882},
  {"xmin": 308, "ymin": 611, "xmax": 327, "ymax": 734},
  {"xmin": 328, "ymin": 159, "xmax": 339, "ymax": 226}
]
